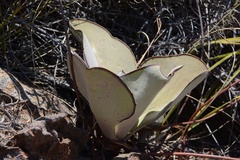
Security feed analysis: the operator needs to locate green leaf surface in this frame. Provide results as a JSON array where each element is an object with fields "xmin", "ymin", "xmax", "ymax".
[
  {"xmin": 68, "ymin": 52, "xmax": 135, "ymax": 140},
  {"xmin": 69, "ymin": 19, "xmax": 137, "ymax": 74},
  {"xmin": 128, "ymin": 55, "xmax": 208, "ymax": 135},
  {"xmin": 116, "ymin": 65, "xmax": 169, "ymax": 139}
]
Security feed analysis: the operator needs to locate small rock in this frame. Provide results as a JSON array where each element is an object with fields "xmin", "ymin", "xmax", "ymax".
[{"xmin": 3, "ymin": 113, "xmax": 88, "ymax": 160}]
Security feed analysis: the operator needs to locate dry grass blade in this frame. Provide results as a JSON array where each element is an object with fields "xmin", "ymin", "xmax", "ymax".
[{"xmin": 0, "ymin": 0, "xmax": 240, "ymax": 159}]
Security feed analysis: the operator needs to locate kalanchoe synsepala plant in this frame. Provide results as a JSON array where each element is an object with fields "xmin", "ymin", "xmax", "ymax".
[{"xmin": 67, "ymin": 19, "xmax": 208, "ymax": 140}]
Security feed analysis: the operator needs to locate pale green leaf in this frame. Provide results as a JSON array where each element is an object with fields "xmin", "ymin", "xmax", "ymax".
[
  {"xmin": 67, "ymin": 50, "xmax": 89, "ymax": 100},
  {"xmin": 82, "ymin": 32, "xmax": 99, "ymax": 67},
  {"xmin": 69, "ymin": 19, "xmax": 137, "ymax": 74},
  {"xmin": 115, "ymin": 65, "xmax": 170, "ymax": 139},
  {"xmin": 68, "ymin": 52, "xmax": 135, "ymax": 140},
  {"xmin": 128, "ymin": 55, "xmax": 208, "ymax": 136}
]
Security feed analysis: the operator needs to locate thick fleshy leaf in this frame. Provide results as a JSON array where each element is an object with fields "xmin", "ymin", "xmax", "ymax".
[
  {"xmin": 67, "ymin": 52, "xmax": 135, "ymax": 140},
  {"xmin": 127, "ymin": 54, "xmax": 208, "ymax": 136},
  {"xmin": 82, "ymin": 33, "xmax": 99, "ymax": 68},
  {"xmin": 115, "ymin": 65, "xmax": 171, "ymax": 139},
  {"xmin": 69, "ymin": 19, "xmax": 137, "ymax": 74},
  {"xmin": 67, "ymin": 51, "xmax": 89, "ymax": 100}
]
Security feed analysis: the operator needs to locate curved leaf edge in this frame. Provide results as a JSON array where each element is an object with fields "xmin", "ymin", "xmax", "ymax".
[
  {"xmin": 70, "ymin": 18, "xmax": 137, "ymax": 64},
  {"xmin": 123, "ymin": 70, "xmax": 208, "ymax": 140},
  {"xmin": 68, "ymin": 51, "xmax": 139, "ymax": 139},
  {"xmin": 139, "ymin": 54, "xmax": 208, "ymax": 69}
]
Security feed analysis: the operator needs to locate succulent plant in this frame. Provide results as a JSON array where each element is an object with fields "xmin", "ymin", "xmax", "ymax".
[{"xmin": 67, "ymin": 19, "xmax": 208, "ymax": 140}]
